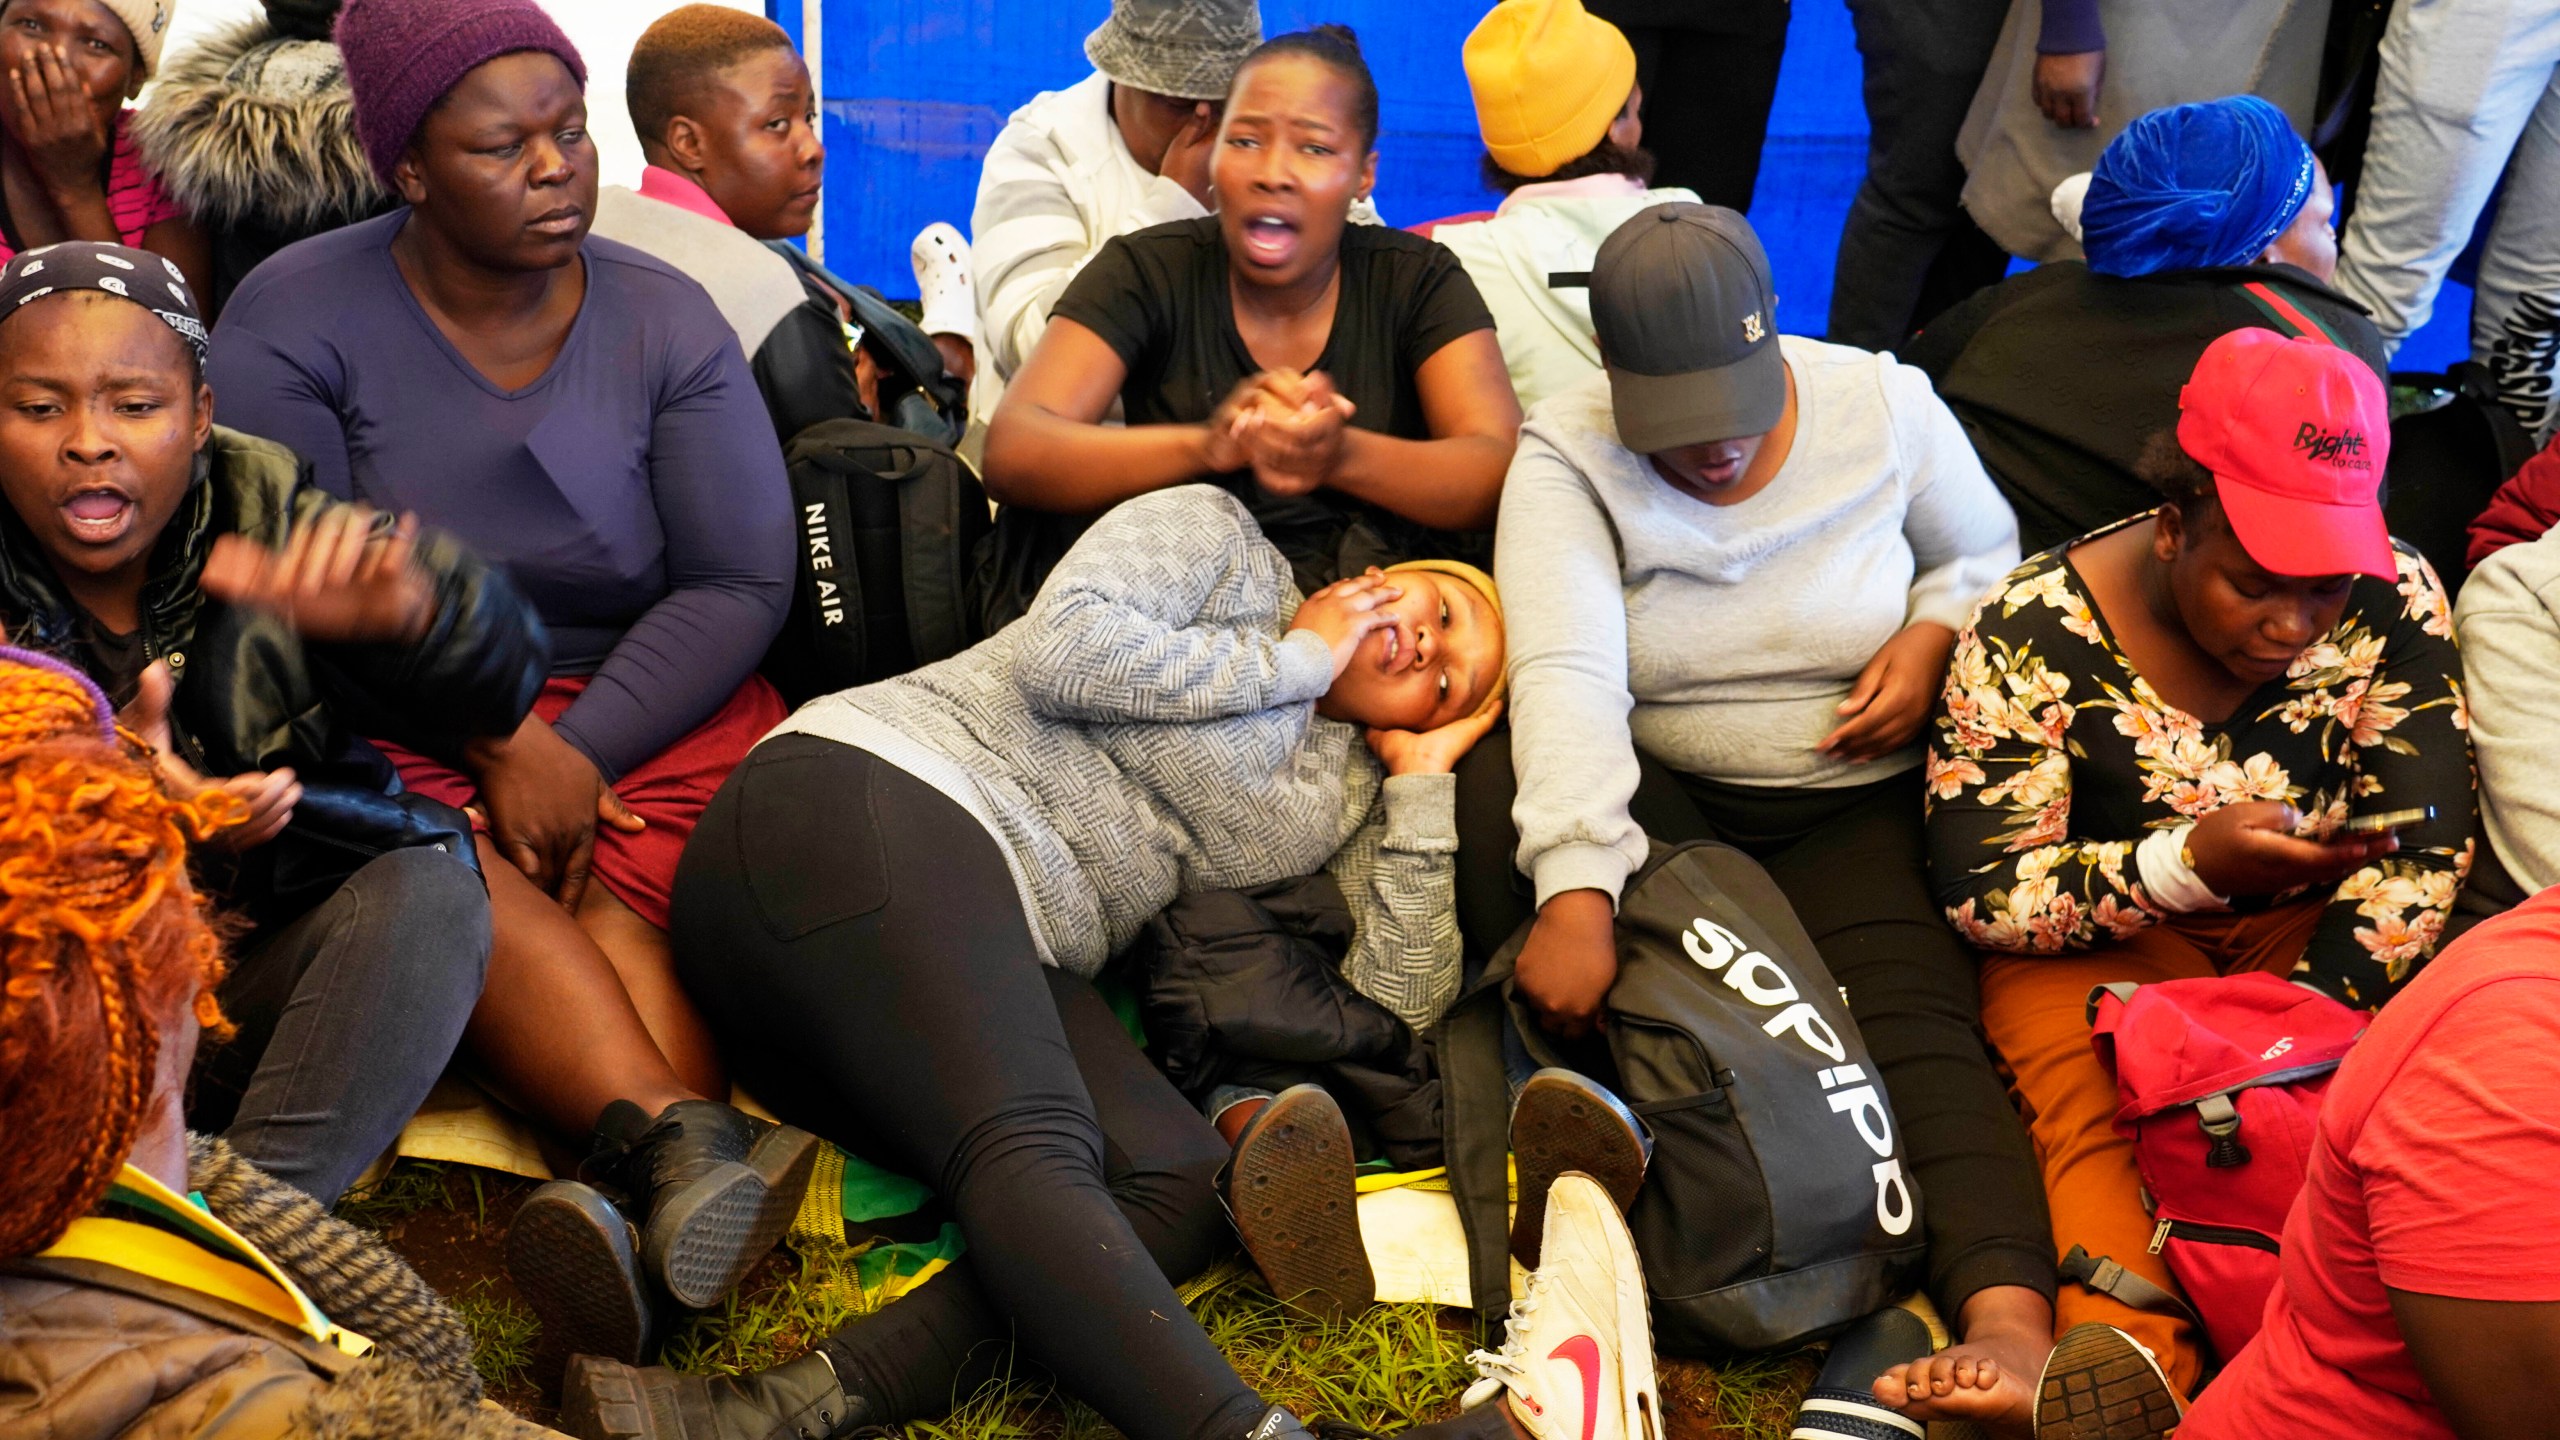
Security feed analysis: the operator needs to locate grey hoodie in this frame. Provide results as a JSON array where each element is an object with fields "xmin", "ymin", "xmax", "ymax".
[{"xmin": 775, "ymin": 485, "xmax": 1466, "ymax": 1030}]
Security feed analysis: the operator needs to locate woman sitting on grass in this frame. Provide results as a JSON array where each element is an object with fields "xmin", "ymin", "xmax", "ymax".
[
  {"xmin": 1922, "ymin": 327, "xmax": 2476, "ymax": 1422},
  {"xmin": 1464, "ymin": 201, "xmax": 2048, "ymax": 1438},
  {"xmin": 205, "ymin": 0, "xmax": 811, "ymax": 1356},
  {"xmin": 981, "ymin": 25, "xmax": 1520, "ymax": 612},
  {"xmin": 556, "ymin": 484, "xmax": 1657, "ymax": 1440},
  {"xmin": 0, "ymin": 648, "xmax": 522, "ymax": 1439}
]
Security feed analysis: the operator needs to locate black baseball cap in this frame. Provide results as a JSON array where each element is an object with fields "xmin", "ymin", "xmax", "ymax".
[{"xmin": 1591, "ymin": 203, "xmax": 1784, "ymax": 453}]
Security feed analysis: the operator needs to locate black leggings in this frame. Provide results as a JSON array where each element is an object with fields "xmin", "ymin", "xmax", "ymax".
[
  {"xmin": 672, "ymin": 735, "xmax": 1262, "ymax": 1440},
  {"xmin": 1454, "ymin": 732, "xmax": 2059, "ymax": 1317}
]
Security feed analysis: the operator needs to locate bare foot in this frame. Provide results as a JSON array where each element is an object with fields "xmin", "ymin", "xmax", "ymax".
[{"xmin": 1870, "ymin": 1319, "xmax": 2048, "ymax": 1438}]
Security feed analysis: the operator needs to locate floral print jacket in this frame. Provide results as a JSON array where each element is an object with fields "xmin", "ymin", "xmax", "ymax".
[{"xmin": 1925, "ymin": 519, "xmax": 2475, "ymax": 1006}]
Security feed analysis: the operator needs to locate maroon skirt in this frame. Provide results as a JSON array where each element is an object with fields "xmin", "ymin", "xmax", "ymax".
[{"xmin": 375, "ymin": 674, "xmax": 787, "ymax": 931}]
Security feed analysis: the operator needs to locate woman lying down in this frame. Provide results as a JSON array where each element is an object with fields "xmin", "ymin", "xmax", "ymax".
[{"xmin": 562, "ymin": 484, "xmax": 1661, "ymax": 1440}]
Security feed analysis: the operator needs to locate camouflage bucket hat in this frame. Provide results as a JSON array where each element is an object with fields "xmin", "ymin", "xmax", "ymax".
[{"xmin": 1084, "ymin": 0, "xmax": 1263, "ymax": 102}]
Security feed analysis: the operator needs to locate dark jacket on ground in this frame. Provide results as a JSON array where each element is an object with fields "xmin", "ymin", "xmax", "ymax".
[
  {"xmin": 0, "ymin": 426, "xmax": 547, "ymax": 924},
  {"xmin": 0, "ymin": 1137, "xmax": 530, "ymax": 1439},
  {"xmin": 1903, "ymin": 261, "xmax": 2389, "ymax": 554},
  {"xmin": 1137, "ymin": 875, "xmax": 1442, "ymax": 1171}
]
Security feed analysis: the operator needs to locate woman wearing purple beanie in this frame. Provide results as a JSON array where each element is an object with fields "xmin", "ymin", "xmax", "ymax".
[{"xmin": 204, "ymin": 0, "xmax": 810, "ymax": 1358}]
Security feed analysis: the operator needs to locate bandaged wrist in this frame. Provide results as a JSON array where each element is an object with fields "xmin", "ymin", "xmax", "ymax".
[{"xmin": 2136, "ymin": 824, "xmax": 2230, "ymax": 914}]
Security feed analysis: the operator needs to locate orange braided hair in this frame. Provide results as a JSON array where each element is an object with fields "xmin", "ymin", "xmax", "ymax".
[{"xmin": 0, "ymin": 653, "xmax": 241, "ymax": 1258}]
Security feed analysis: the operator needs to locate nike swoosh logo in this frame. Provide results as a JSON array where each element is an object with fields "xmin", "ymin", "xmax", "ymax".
[{"xmin": 1552, "ymin": 1334, "xmax": 1602, "ymax": 1440}]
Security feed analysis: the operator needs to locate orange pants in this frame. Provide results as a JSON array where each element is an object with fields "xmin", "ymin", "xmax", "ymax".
[{"xmin": 1977, "ymin": 900, "xmax": 2325, "ymax": 1394}]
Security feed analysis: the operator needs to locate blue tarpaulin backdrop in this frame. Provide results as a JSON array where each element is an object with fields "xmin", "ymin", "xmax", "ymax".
[{"xmin": 771, "ymin": 0, "xmax": 2472, "ymax": 366}]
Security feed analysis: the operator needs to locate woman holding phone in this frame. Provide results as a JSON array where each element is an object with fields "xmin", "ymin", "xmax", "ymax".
[{"xmin": 1919, "ymin": 327, "xmax": 2477, "ymax": 1412}]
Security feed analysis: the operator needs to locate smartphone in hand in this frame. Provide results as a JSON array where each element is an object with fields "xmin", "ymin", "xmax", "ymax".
[{"xmin": 2340, "ymin": 806, "xmax": 2435, "ymax": 837}]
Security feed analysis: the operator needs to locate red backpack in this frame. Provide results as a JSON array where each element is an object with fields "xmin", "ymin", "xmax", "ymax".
[{"xmin": 2079, "ymin": 972, "xmax": 2367, "ymax": 1363}]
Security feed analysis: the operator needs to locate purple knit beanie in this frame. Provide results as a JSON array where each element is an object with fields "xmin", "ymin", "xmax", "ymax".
[{"xmin": 334, "ymin": 0, "xmax": 588, "ymax": 186}]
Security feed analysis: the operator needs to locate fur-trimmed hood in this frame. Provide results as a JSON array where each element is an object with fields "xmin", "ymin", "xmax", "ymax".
[
  {"xmin": 132, "ymin": 16, "xmax": 385, "ymax": 228},
  {"xmin": 190, "ymin": 1136, "xmax": 539, "ymax": 1439}
]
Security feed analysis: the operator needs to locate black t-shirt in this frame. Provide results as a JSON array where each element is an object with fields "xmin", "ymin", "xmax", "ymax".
[
  {"xmin": 1044, "ymin": 217, "xmax": 1497, "ymax": 594},
  {"xmin": 75, "ymin": 609, "xmax": 148, "ymax": 707}
]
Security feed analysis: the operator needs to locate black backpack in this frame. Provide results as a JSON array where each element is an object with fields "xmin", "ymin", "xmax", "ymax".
[
  {"xmin": 1437, "ymin": 841, "xmax": 1925, "ymax": 1353},
  {"xmin": 766, "ymin": 242, "xmax": 969, "ymax": 446},
  {"xmin": 761, "ymin": 419, "xmax": 992, "ymax": 706},
  {"xmin": 2383, "ymin": 362, "xmax": 2537, "ymax": 600}
]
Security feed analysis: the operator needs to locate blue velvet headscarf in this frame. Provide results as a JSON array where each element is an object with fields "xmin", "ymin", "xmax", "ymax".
[{"xmin": 2080, "ymin": 96, "xmax": 2317, "ymax": 278}]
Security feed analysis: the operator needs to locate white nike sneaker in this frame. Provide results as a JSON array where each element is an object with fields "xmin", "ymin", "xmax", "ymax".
[
  {"xmin": 1461, "ymin": 1171, "xmax": 1660, "ymax": 1440},
  {"xmin": 909, "ymin": 221, "xmax": 979, "ymax": 345}
]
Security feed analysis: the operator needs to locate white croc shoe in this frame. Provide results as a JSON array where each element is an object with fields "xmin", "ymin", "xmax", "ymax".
[
  {"xmin": 909, "ymin": 221, "xmax": 979, "ymax": 344},
  {"xmin": 1461, "ymin": 1171, "xmax": 1661, "ymax": 1440}
]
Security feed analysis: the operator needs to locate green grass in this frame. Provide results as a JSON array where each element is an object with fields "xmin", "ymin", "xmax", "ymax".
[
  {"xmin": 657, "ymin": 1230, "xmax": 889, "ymax": 1377},
  {"xmin": 333, "ymin": 1160, "xmax": 455, "ymax": 1233},
  {"xmin": 450, "ymin": 1279, "xmax": 542, "ymax": 1392},
  {"xmin": 355, "ymin": 1162, "xmax": 1813, "ymax": 1437}
]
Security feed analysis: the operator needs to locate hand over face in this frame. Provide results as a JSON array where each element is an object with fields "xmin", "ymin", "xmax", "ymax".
[
  {"xmin": 6, "ymin": 43, "xmax": 114, "ymax": 194},
  {"xmin": 1158, "ymin": 101, "xmax": 1221, "ymax": 209},
  {"xmin": 202, "ymin": 506, "xmax": 435, "ymax": 645},
  {"xmin": 2188, "ymin": 800, "xmax": 2399, "ymax": 897},
  {"xmin": 1287, "ymin": 568, "xmax": 1403, "ymax": 683},
  {"xmin": 1818, "ymin": 621, "xmax": 1956, "ymax": 763},
  {"xmin": 1365, "ymin": 696, "xmax": 1501, "ymax": 777},
  {"xmin": 119, "ymin": 660, "xmax": 300, "ymax": 850},
  {"xmin": 463, "ymin": 713, "xmax": 645, "ymax": 909}
]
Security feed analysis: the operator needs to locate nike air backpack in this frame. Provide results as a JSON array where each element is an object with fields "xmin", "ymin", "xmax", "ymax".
[
  {"xmin": 1440, "ymin": 841, "xmax": 1925, "ymax": 1353},
  {"xmin": 762, "ymin": 419, "xmax": 993, "ymax": 706},
  {"xmin": 2083, "ymin": 972, "xmax": 2366, "ymax": 1362}
]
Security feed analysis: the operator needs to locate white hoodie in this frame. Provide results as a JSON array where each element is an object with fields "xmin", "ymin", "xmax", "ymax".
[{"xmin": 1432, "ymin": 177, "xmax": 1698, "ymax": 412}]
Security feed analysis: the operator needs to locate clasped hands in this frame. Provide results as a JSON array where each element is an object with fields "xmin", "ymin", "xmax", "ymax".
[{"xmin": 1205, "ymin": 369, "xmax": 1358, "ymax": 498}]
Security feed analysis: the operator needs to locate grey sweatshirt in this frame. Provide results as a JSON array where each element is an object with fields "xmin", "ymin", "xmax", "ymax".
[
  {"xmin": 1498, "ymin": 339, "xmax": 2022, "ymax": 909},
  {"xmin": 773, "ymin": 485, "xmax": 1464, "ymax": 1030},
  {"xmin": 2456, "ymin": 528, "xmax": 2560, "ymax": 893}
]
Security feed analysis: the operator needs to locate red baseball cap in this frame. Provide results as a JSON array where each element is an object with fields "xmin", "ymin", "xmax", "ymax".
[{"xmin": 2177, "ymin": 328, "xmax": 2394, "ymax": 580}]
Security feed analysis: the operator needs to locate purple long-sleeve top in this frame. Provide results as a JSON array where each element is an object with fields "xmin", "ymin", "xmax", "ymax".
[
  {"xmin": 2039, "ymin": 0, "xmax": 2104, "ymax": 54},
  {"xmin": 208, "ymin": 211, "xmax": 794, "ymax": 782}
]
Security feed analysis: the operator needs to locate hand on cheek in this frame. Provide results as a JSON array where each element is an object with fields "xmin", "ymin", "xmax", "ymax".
[{"xmin": 1288, "ymin": 568, "xmax": 1402, "ymax": 682}]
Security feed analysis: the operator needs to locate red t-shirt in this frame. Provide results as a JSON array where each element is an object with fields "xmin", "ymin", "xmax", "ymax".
[{"xmin": 2182, "ymin": 890, "xmax": 2560, "ymax": 1438}]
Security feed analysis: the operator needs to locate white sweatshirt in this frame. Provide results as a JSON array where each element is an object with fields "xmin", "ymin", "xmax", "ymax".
[
  {"xmin": 2456, "ymin": 526, "xmax": 2560, "ymax": 893},
  {"xmin": 1498, "ymin": 338, "xmax": 2022, "ymax": 908},
  {"xmin": 1432, "ymin": 178, "xmax": 1699, "ymax": 413}
]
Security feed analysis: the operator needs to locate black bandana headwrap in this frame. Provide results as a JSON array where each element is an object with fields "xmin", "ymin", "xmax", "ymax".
[{"xmin": 0, "ymin": 242, "xmax": 208, "ymax": 362}]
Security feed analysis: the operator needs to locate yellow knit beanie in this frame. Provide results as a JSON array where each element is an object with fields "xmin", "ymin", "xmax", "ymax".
[
  {"xmin": 1384, "ymin": 559, "xmax": 1507, "ymax": 717},
  {"xmin": 1462, "ymin": 0, "xmax": 1637, "ymax": 180}
]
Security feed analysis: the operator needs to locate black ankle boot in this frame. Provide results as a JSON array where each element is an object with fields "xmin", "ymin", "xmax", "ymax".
[
  {"xmin": 585, "ymin": 1100, "xmax": 822, "ymax": 1309},
  {"xmin": 560, "ymin": 1351, "xmax": 867, "ymax": 1440}
]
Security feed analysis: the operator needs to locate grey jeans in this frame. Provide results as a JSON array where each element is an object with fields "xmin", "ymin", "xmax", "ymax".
[
  {"xmin": 2335, "ymin": 0, "xmax": 2560, "ymax": 442},
  {"xmin": 196, "ymin": 846, "xmax": 491, "ymax": 1205}
]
